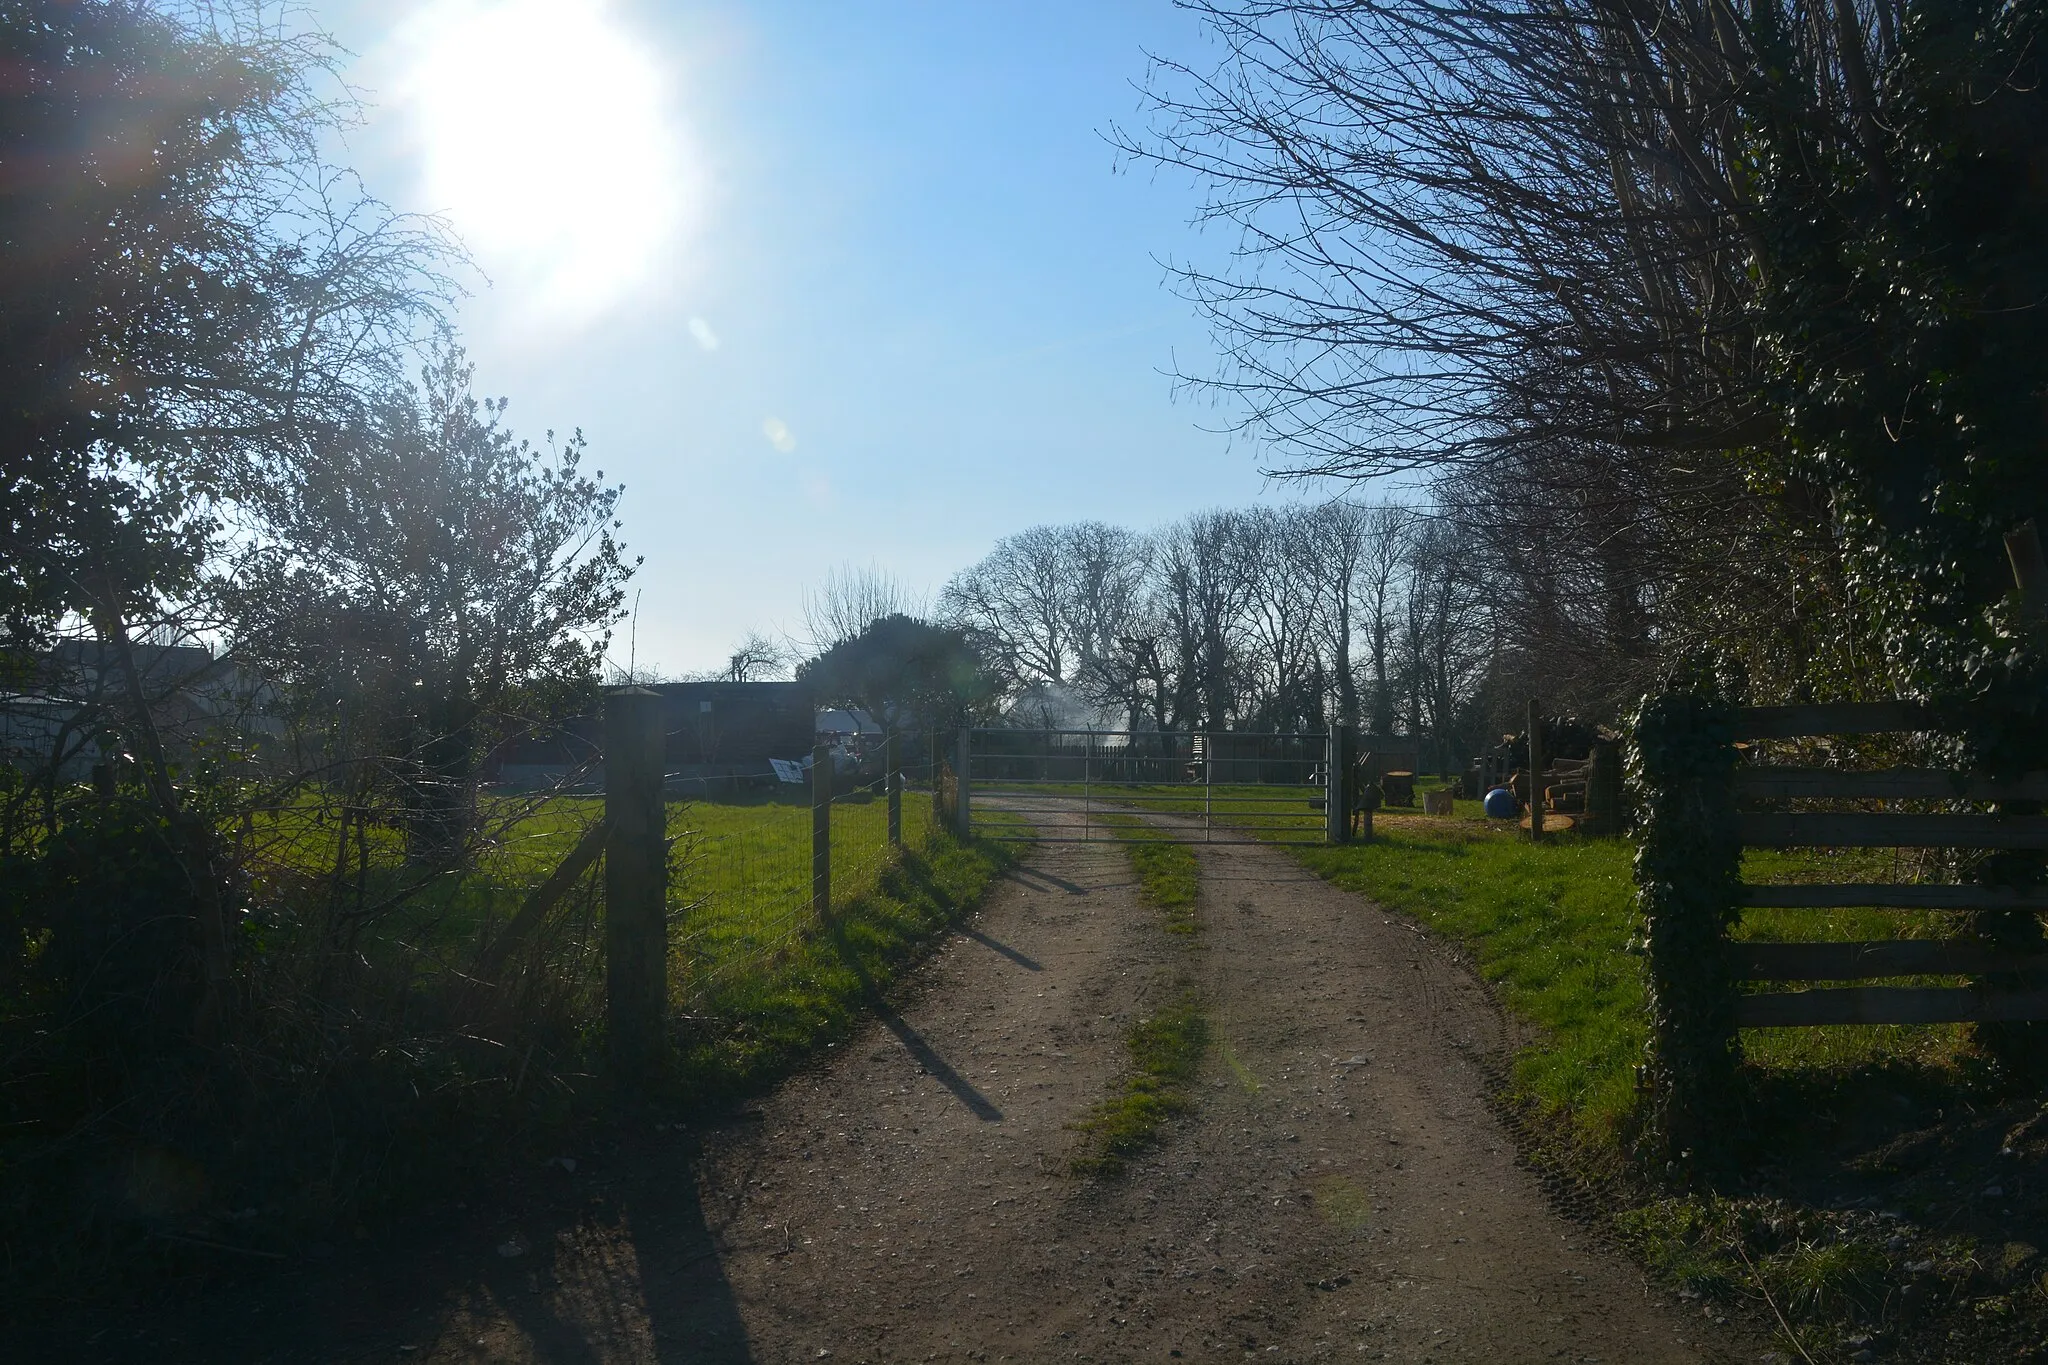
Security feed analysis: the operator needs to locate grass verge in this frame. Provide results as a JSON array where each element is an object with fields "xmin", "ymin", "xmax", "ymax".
[
  {"xmin": 672, "ymin": 824, "xmax": 1016, "ymax": 1096},
  {"xmin": 1069, "ymin": 988, "xmax": 1209, "ymax": 1177},
  {"xmin": 1093, "ymin": 811, "xmax": 1200, "ymax": 933},
  {"xmin": 1294, "ymin": 819, "xmax": 1645, "ymax": 1148}
]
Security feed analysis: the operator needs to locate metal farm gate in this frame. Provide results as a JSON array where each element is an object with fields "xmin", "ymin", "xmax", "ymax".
[{"xmin": 960, "ymin": 728, "xmax": 1338, "ymax": 845}]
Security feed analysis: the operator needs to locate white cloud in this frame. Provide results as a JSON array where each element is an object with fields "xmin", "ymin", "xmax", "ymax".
[
  {"xmin": 762, "ymin": 416, "xmax": 798, "ymax": 453},
  {"xmin": 688, "ymin": 316, "xmax": 721, "ymax": 351}
]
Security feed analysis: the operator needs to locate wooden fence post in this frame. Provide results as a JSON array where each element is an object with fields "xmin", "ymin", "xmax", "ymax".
[
  {"xmin": 1585, "ymin": 736, "xmax": 1622, "ymax": 837},
  {"xmin": 886, "ymin": 731, "xmax": 902, "ymax": 846},
  {"xmin": 955, "ymin": 727, "xmax": 973, "ymax": 838},
  {"xmin": 1526, "ymin": 699, "xmax": 1546, "ymax": 841},
  {"xmin": 812, "ymin": 741, "xmax": 831, "ymax": 920},
  {"xmin": 604, "ymin": 687, "xmax": 667, "ymax": 1079},
  {"xmin": 1631, "ymin": 675, "xmax": 1743, "ymax": 1165},
  {"xmin": 1326, "ymin": 725, "xmax": 1352, "ymax": 845}
]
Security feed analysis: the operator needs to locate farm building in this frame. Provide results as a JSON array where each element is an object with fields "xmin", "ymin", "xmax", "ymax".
[
  {"xmin": 2, "ymin": 641, "xmax": 282, "ymax": 781},
  {"xmin": 658, "ymin": 680, "xmax": 814, "ymax": 777},
  {"xmin": 489, "ymin": 680, "xmax": 818, "ymax": 791}
]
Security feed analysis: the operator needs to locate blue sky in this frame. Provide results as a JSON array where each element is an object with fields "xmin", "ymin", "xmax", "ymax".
[{"xmin": 325, "ymin": 0, "xmax": 1288, "ymax": 674}]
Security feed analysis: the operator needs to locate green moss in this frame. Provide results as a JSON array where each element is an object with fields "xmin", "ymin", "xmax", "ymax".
[{"xmin": 1070, "ymin": 989, "xmax": 1209, "ymax": 1177}]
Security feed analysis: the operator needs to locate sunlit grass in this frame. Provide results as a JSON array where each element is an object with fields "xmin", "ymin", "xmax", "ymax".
[{"xmin": 1089, "ymin": 811, "xmax": 1200, "ymax": 934}]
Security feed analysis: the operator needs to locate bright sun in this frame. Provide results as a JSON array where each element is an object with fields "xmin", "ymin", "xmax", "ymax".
[{"xmin": 399, "ymin": 0, "xmax": 688, "ymax": 321}]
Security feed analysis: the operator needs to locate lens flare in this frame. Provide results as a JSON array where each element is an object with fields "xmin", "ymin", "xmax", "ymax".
[{"xmin": 399, "ymin": 0, "xmax": 691, "ymax": 321}]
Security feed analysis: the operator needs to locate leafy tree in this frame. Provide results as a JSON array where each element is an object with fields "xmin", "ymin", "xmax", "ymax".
[
  {"xmin": 0, "ymin": 0, "xmax": 448, "ymax": 657},
  {"xmin": 225, "ymin": 349, "xmax": 635, "ymax": 863},
  {"xmin": 799, "ymin": 614, "xmax": 1001, "ymax": 736},
  {"xmin": 1745, "ymin": 0, "xmax": 2048, "ymax": 711}
]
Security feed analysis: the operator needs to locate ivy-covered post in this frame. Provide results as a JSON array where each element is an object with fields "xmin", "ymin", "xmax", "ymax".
[{"xmin": 1629, "ymin": 663, "xmax": 1743, "ymax": 1169}]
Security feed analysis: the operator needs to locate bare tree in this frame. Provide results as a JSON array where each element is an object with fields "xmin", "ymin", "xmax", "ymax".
[
  {"xmin": 802, "ymin": 563, "xmax": 920, "ymax": 654},
  {"xmin": 1354, "ymin": 506, "xmax": 1412, "ymax": 736},
  {"xmin": 1395, "ymin": 520, "xmax": 1492, "ymax": 770},
  {"xmin": 938, "ymin": 526, "xmax": 1072, "ymax": 689},
  {"xmin": 1115, "ymin": 0, "xmax": 1913, "ymax": 708},
  {"xmin": 1150, "ymin": 510, "xmax": 1256, "ymax": 731},
  {"xmin": 1059, "ymin": 523, "xmax": 1154, "ymax": 714},
  {"xmin": 724, "ymin": 632, "xmax": 791, "ymax": 682},
  {"xmin": 1238, "ymin": 506, "xmax": 1327, "ymax": 731}
]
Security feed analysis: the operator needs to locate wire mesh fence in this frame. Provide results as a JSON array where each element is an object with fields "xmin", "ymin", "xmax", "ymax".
[{"xmin": 664, "ymin": 730, "xmax": 946, "ymax": 1011}]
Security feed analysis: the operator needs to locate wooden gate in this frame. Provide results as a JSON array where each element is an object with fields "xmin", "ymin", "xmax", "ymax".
[{"xmin": 1730, "ymin": 701, "xmax": 2048, "ymax": 1027}]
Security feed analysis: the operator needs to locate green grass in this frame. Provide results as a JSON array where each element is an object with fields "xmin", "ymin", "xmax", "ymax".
[
  {"xmin": 244, "ymin": 784, "xmax": 1013, "ymax": 1097},
  {"xmin": 673, "ymin": 818, "xmax": 1014, "ymax": 1094},
  {"xmin": 1069, "ymin": 989, "xmax": 1209, "ymax": 1177},
  {"xmin": 1090, "ymin": 811, "xmax": 1200, "ymax": 934},
  {"xmin": 1296, "ymin": 821, "xmax": 1647, "ymax": 1145},
  {"xmin": 462, "ymin": 787, "xmax": 1019, "ymax": 1096}
]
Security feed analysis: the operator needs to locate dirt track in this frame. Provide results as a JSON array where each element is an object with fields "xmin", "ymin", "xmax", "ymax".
[
  {"xmin": 69, "ymin": 810, "xmax": 1756, "ymax": 1363},
  {"xmin": 410, "ymin": 809, "xmax": 1750, "ymax": 1363}
]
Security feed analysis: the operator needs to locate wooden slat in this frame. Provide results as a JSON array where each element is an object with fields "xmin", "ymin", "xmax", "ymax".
[
  {"xmin": 1732, "ymin": 940, "xmax": 2048, "ymax": 981},
  {"xmin": 1734, "ymin": 702, "xmax": 1930, "ymax": 739},
  {"xmin": 1736, "ymin": 986, "xmax": 2048, "ymax": 1027},
  {"xmin": 1736, "ymin": 767, "xmax": 2048, "ymax": 802},
  {"xmin": 475, "ymin": 815, "xmax": 610, "ymax": 979},
  {"xmin": 1742, "ymin": 883, "xmax": 2048, "ymax": 910},
  {"xmin": 1739, "ymin": 813, "xmax": 2048, "ymax": 848}
]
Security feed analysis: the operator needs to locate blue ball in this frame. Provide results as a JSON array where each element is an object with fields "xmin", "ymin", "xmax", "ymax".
[{"xmin": 1482, "ymin": 786, "xmax": 1519, "ymax": 819}]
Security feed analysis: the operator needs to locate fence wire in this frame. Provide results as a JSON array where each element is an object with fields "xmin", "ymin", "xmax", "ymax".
[{"xmin": 663, "ymin": 733, "xmax": 943, "ymax": 1012}]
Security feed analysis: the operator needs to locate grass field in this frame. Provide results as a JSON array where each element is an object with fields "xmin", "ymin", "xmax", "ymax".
[{"xmin": 244, "ymin": 784, "xmax": 1014, "ymax": 1096}]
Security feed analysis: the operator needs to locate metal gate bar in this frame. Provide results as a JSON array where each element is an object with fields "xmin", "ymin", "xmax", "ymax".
[{"xmin": 963, "ymin": 727, "xmax": 1336, "ymax": 846}]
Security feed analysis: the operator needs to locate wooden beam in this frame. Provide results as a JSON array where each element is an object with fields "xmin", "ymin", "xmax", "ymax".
[
  {"xmin": 1737, "ymin": 986, "xmax": 2048, "ymax": 1027},
  {"xmin": 1737, "ymin": 767, "xmax": 2048, "ymax": 802},
  {"xmin": 1732, "ymin": 940, "xmax": 2048, "ymax": 981},
  {"xmin": 1739, "ymin": 812, "xmax": 2048, "ymax": 848},
  {"xmin": 1733, "ymin": 702, "xmax": 1929, "ymax": 739},
  {"xmin": 1742, "ymin": 883, "xmax": 2048, "ymax": 910},
  {"xmin": 605, "ymin": 687, "xmax": 669, "ymax": 1076},
  {"xmin": 476, "ymin": 815, "xmax": 610, "ymax": 979}
]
